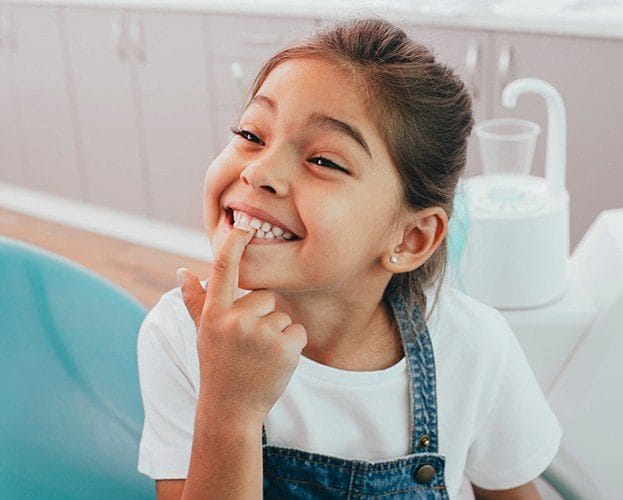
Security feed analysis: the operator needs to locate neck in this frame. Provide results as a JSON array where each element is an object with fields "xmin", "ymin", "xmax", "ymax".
[{"xmin": 270, "ymin": 280, "xmax": 404, "ymax": 372}]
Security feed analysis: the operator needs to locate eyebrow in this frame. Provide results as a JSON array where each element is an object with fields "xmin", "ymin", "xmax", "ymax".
[{"xmin": 245, "ymin": 94, "xmax": 372, "ymax": 159}]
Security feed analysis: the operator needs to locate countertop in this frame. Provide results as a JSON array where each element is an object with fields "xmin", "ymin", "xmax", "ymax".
[{"xmin": 1, "ymin": 0, "xmax": 623, "ymax": 40}]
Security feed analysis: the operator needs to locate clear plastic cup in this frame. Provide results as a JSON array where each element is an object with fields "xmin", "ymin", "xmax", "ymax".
[{"xmin": 474, "ymin": 118, "xmax": 541, "ymax": 176}]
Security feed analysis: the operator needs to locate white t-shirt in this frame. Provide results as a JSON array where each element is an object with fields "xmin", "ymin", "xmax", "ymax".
[{"xmin": 136, "ymin": 283, "xmax": 562, "ymax": 498}]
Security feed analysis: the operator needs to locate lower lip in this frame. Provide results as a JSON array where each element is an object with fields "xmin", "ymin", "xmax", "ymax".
[{"xmin": 225, "ymin": 213, "xmax": 300, "ymax": 245}]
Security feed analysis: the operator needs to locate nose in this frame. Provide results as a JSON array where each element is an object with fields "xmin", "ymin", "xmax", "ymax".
[{"xmin": 240, "ymin": 152, "xmax": 291, "ymax": 197}]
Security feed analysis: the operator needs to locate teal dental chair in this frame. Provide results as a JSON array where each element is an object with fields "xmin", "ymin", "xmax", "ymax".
[{"xmin": 0, "ymin": 236, "xmax": 155, "ymax": 499}]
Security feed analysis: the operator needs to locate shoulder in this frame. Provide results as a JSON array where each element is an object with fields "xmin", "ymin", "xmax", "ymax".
[
  {"xmin": 450, "ymin": 287, "xmax": 563, "ymax": 488},
  {"xmin": 137, "ymin": 285, "xmax": 198, "ymax": 370},
  {"xmin": 136, "ymin": 287, "xmax": 201, "ymax": 479},
  {"xmin": 429, "ymin": 285, "xmax": 513, "ymax": 359},
  {"xmin": 153, "ymin": 284, "xmax": 198, "ymax": 330},
  {"xmin": 428, "ymin": 285, "xmax": 515, "ymax": 416}
]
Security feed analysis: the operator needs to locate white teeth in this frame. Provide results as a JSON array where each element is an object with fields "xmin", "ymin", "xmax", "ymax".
[
  {"xmin": 232, "ymin": 220, "xmax": 251, "ymax": 231},
  {"xmin": 231, "ymin": 209, "xmax": 295, "ymax": 240}
]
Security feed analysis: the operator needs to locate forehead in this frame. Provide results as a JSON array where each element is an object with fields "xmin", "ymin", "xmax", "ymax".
[
  {"xmin": 248, "ymin": 58, "xmax": 384, "ymax": 156},
  {"xmin": 263, "ymin": 59, "xmax": 371, "ymax": 119}
]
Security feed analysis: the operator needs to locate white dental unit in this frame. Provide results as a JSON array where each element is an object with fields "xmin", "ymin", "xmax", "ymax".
[{"xmin": 452, "ymin": 77, "xmax": 623, "ymax": 499}]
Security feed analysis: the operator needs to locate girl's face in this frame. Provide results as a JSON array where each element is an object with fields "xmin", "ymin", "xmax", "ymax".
[{"xmin": 203, "ymin": 57, "xmax": 404, "ymax": 293}]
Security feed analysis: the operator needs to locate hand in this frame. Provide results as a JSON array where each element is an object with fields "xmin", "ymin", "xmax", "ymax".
[{"xmin": 177, "ymin": 227, "xmax": 307, "ymax": 423}]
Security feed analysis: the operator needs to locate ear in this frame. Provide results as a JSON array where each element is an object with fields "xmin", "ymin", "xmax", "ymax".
[{"xmin": 380, "ymin": 207, "xmax": 448, "ymax": 274}]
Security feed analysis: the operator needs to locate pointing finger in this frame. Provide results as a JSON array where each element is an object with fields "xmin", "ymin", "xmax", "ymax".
[{"xmin": 205, "ymin": 226, "xmax": 254, "ymax": 309}]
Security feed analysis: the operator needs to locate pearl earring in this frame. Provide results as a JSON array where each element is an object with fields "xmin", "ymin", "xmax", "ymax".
[{"xmin": 390, "ymin": 256, "xmax": 398, "ymax": 264}]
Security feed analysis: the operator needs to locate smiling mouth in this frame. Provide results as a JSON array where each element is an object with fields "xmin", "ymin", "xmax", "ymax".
[{"xmin": 225, "ymin": 208, "xmax": 302, "ymax": 242}]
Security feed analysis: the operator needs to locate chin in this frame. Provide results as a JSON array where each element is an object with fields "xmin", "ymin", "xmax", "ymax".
[{"xmin": 237, "ymin": 274, "xmax": 268, "ymax": 291}]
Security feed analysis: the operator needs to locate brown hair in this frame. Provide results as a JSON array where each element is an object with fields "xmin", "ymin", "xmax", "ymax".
[{"xmin": 241, "ymin": 16, "xmax": 474, "ymax": 323}]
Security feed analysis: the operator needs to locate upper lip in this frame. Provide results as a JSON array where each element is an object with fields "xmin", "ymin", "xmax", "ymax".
[{"xmin": 225, "ymin": 201, "xmax": 301, "ymax": 238}]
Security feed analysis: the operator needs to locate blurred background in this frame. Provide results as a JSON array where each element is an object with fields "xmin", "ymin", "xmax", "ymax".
[{"xmin": 0, "ymin": 0, "xmax": 622, "ymax": 498}]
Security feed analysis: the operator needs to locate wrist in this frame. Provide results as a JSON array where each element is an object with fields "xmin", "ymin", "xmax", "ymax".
[{"xmin": 195, "ymin": 392, "xmax": 266, "ymax": 432}]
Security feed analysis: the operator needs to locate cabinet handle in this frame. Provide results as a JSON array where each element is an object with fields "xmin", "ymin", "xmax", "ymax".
[
  {"xmin": 129, "ymin": 16, "xmax": 146, "ymax": 63},
  {"xmin": 1, "ymin": 8, "xmax": 17, "ymax": 51},
  {"xmin": 464, "ymin": 41, "xmax": 480, "ymax": 101},
  {"xmin": 0, "ymin": 11, "xmax": 4, "ymax": 49},
  {"xmin": 497, "ymin": 42, "xmax": 514, "ymax": 95},
  {"xmin": 111, "ymin": 15, "xmax": 127, "ymax": 60},
  {"xmin": 9, "ymin": 9, "xmax": 17, "ymax": 50},
  {"xmin": 231, "ymin": 61, "xmax": 248, "ymax": 106},
  {"xmin": 241, "ymin": 32, "xmax": 281, "ymax": 45}
]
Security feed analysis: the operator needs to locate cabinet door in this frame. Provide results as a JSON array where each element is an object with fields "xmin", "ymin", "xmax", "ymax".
[
  {"xmin": 490, "ymin": 33, "xmax": 623, "ymax": 251},
  {"xmin": 401, "ymin": 25, "xmax": 492, "ymax": 179},
  {"xmin": 2, "ymin": 5, "xmax": 82, "ymax": 199},
  {"xmin": 64, "ymin": 7, "xmax": 146, "ymax": 216},
  {"xmin": 131, "ymin": 11, "xmax": 214, "ymax": 229},
  {"xmin": 0, "ymin": 6, "xmax": 27, "ymax": 187},
  {"xmin": 212, "ymin": 58, "xmax": 264, "ymax": 152},
  {"xmin": 207, "ymin": 13, "xmax": 317, "ymax": 152}
]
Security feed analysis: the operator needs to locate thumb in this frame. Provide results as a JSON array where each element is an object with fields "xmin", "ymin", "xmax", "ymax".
[{"xmin": 177, "ymin": 267, "xmax": 206, "ymax": 329}]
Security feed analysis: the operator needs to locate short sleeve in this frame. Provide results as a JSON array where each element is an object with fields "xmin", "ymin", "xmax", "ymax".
[
  {"xmin": 136, "ymin": 293, "xmax": 197, "ymax": 479},
  {"xmin": 464, "ymin": 316, "xmax": 563, "ymax": 490}
]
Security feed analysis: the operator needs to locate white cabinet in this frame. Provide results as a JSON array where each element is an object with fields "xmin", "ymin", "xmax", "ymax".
[
  {"xmin": 64, "ymin": 7, "xmax": 147, "ymax": 216},
  {"xmin": 0, "ymin": 4, "xmax": 82, "ymax": 200},
  {"xmin": 132, "ymin": 11, "xmax": 214, "ymax": 229},
  {"xmin": 0, "ymin": 5, "xmax": 26, "ymax": 187},
  {"xmin": 64, "ymin": 8, "xmax": 217, "ymax": 228}
]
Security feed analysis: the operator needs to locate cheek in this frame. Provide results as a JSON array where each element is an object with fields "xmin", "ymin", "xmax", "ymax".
[
  {"xmin": 202, "ymin": 165, "xmax": 237, "ymax": 236},
  {"xmin": 302, "ymin": 218, "xmax": 365, "ymax": 265},
  {"xmin": 204, "ymin": 154, "xmax": 239, "ymax": 202},
  {"xmin": 202, "ymin": 169, "xmax": 219, "ymax": 224},
  {"xmin": 203, "ymin": 158, "xmax": 226, "ymax": 197}
]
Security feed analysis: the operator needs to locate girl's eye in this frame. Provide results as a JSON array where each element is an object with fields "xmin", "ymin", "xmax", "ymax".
[
  {"xmin": 230, "ymin": 126, "xmax": 264, "ymax": 146},
  {"xmin": 308, "ymin": 157, "xmax": 350, "ymax": 174},
  {"xmin": 230, "ymin": 125, "xmax": 350, "ymax": 175}
]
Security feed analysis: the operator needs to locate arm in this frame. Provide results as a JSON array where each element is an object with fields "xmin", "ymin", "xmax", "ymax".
[
  {"xmin": 157, "ymin": 480, "xmax": 185, "ymax": 500},
  {"xmin": 472, "ymin": 481, "xmax": 541, "ymax": 500},
  {"xmin": 180, "ymin": 401, "xmax": 264, "ymax": 500},
  {"xmin": 174, "ymin": 225, "xmax": 305, "ymax": 499}
]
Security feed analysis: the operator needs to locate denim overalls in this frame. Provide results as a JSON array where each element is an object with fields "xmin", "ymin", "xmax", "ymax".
[{"xmin": 261, "ymin": 288, "xmax": 449, "ymax": 499}]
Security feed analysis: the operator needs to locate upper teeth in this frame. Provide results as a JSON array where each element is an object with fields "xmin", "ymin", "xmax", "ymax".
[{"xmin": 232, "ymin": 210, "xmax": 295, "ymax": 240}]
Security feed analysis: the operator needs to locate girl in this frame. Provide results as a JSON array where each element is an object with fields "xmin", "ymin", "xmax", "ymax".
[{"xmin": 137, "ymin": 16, "xmax": 562, "ymax": 499}]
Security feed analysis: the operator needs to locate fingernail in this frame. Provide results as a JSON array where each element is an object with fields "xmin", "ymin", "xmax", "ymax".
[{"xmin": 176, "ymin": 268, "xmax": 185, "ymax": 284}]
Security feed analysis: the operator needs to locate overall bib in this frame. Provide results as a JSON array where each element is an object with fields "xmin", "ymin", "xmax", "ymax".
[{"xmin": 262, "ymin": 288, "xmax": 450, "ymax": 499}]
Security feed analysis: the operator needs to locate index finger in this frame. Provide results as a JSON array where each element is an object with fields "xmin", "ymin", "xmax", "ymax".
[{"xmin": 205, "ymin": 225, "xmax": 255, "ymax": 309}]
